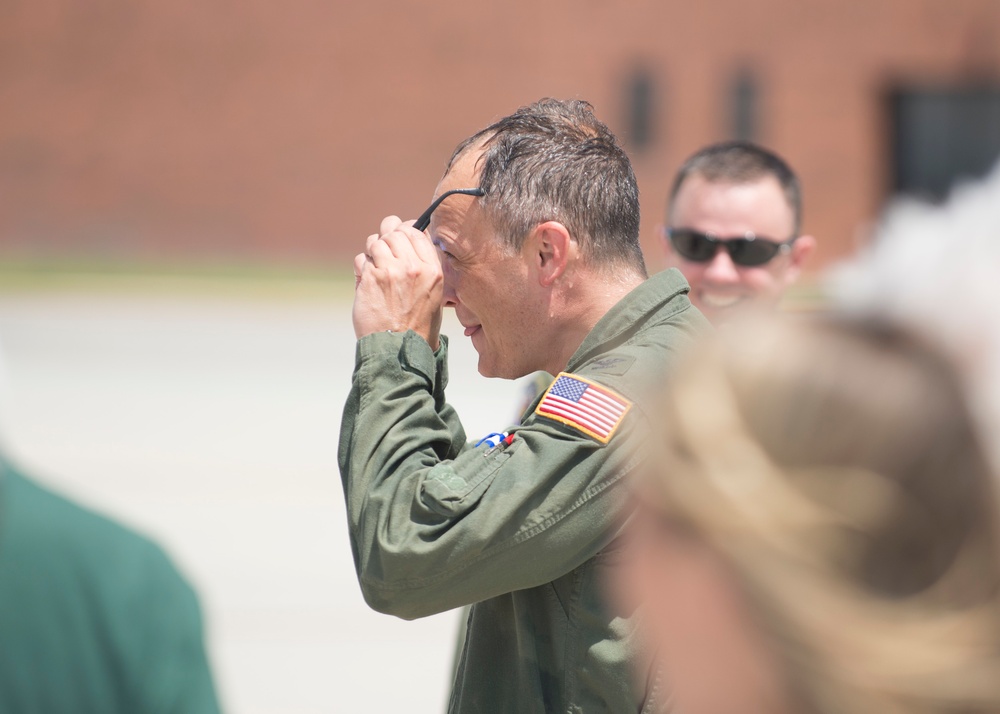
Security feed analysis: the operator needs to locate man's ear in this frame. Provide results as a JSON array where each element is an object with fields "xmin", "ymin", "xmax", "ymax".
[
  {"xmin": 529, "ymin": 221, "xmax": 575, "ymax": 287},
  {"xmin": 783, "ymin": 234, "xmax": 817, "ymax": 286}
]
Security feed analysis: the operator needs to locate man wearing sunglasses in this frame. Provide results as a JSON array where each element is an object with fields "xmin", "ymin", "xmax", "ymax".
[
  {"xmin": 341, "ymin": 99, "xmax": 708, "ymax": 713},
  {"xmin": 662, "ymin": 141, "xmax": 816, "ymax": 324}
]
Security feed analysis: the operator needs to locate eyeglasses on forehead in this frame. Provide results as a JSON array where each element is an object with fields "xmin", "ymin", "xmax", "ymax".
[
  {"xmin": 667, "ymin": 228, "xmax": 796, "ymax": 267},
  {"xmin": 413, "ymin": 188, "xmax": 485, "ymax": 232}
]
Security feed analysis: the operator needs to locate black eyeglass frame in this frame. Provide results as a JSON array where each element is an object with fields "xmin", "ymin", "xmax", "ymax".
[
  {"xmin": 413, "ymin": 188, "xmax": 485, "ymax": 232},
  {"xmin": 666, "ymin": 228, "xmax": 797, "ymax": 267}
]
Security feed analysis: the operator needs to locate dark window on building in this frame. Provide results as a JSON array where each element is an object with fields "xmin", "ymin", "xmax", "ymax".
[
  {"xmin": 624, "ymin": 67, "xmax": 656, "ymax": 153},
  {"xmin": 889, "ymin": 87, "xmax": 1000, "ymax": 201},
  {"xmin": 730, "ymin": 69, "xmax": 758, "ymax": 142}
]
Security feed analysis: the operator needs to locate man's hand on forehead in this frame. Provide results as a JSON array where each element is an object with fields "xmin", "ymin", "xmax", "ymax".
[{"xmin": 352, "ymin": 215, "xmax": 444, "ymax": 350}]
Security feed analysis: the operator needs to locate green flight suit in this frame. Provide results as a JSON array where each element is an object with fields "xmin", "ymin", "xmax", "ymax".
[
  {"xmin": 339, "ymin": 269, "xmax": 708, "ymax": 713},
  {"xmin": 0, "ymin": 457, "xmax": 222, "ymax": 714}
]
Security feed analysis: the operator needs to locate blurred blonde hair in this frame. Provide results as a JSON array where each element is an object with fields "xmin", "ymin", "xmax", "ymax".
[
  {"xmin": 641, "ymin": 316, "xmax": 1000, "ymax": 714},
  {"xmin": 829, "ymin": 160, "xmax": 1000, "ymax": 475}
]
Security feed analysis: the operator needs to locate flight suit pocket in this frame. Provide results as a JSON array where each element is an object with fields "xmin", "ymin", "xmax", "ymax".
[{"xmin": 420, "ymin": 446, "xmax": 515, "ymax": 517}]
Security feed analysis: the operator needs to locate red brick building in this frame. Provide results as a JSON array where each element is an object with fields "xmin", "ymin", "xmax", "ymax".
[{"xmin": 2, "ymin": 0, "xmax": 999, "ymax": 273}]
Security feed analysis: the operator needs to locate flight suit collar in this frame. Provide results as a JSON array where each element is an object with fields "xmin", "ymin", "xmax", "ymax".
[{"xmin": 566, "ymin": 268, "xmax": 692, "ymax": 372}]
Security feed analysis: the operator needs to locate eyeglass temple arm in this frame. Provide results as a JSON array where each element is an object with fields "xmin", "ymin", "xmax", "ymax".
[{"xmin": 412, "ymin": 188, "xmax": 485, "ymax": 232}]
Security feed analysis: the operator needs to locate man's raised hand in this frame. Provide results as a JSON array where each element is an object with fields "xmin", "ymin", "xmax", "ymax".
[{"xmin": 352, "ymin": 216, "xmax": 444, "ymax": 350}]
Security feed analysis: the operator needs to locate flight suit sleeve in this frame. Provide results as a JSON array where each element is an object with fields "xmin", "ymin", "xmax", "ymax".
[{"xmin": 338, "ymin": 330, "xmax": 643, "ymax": 620}]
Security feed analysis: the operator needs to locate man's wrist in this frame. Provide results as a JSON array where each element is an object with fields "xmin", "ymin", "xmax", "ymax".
[{"xmin": 355, "ymin": 330, "xmax": 440, "ymax": 390}]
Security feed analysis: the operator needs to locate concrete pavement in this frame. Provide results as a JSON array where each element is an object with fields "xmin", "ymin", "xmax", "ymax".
[{"xmin": 0, "ymin": 287, "xmax": 523, "ymax": 714}]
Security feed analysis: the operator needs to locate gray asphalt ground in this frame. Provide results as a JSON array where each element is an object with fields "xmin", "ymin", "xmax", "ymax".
[{"xmin": 0, "ymin": 284, "xmax": 523, "ymax": 713}]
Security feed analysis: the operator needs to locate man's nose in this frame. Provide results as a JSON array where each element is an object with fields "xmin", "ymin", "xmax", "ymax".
[
  {"xmin": 441, "ymin": 272, "xmax": 458, "ymax": 308},
  {"xmin": 702, "ymin": 248, "xmax": 741, "ymax": 282}
]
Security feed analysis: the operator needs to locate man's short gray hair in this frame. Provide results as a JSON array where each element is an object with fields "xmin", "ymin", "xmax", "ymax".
[{"xmin": 446, "ymin": 98, "xmax": 646, "ymax": 277}]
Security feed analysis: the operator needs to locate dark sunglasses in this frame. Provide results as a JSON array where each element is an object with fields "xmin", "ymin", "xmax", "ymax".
[
  {"xmin": 667, "ymin": 228, "xmax": 796, "ymax": 267},
  {"xmin": 413, "ymin": 188, "xmax": 485, "ymax": 232}
]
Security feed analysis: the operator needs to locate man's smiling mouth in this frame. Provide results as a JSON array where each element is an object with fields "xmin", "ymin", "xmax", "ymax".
[{"xmin": 699, "ymin": 292, "xmax": 744, "ymax": 309}]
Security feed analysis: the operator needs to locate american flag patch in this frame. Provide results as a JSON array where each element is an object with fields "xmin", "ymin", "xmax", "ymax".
[{"xmin": 535, "ymin": 373, "xmax": 631, "ymax": 443}]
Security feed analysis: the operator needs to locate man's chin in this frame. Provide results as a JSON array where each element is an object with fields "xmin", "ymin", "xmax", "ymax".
[
  {"xmin": 694, "ymin": 293, "xmax": 768, "ymax": 325},
  {"xmin": 476, "ymin": 356, "xmax": 528, "ymax": 381},
  {"xmin": 697, "ymin": 292, "xmax": 746, "ymax": 311},
  {"xmin": 476, "ymin": 362, "xmax": 512, "ymax": 380},
  {"xmin": 696, "ymin": 296, "xmax": 785, "ymax": 326},
  {"xmin": 474, "ymin": 349, "xmax": 499, "ymax": 378}
]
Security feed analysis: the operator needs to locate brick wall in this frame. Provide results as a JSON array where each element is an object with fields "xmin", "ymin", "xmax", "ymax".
[{"xmin": 1, "ymin": 0, "xmax": 998, "ymax": 272}]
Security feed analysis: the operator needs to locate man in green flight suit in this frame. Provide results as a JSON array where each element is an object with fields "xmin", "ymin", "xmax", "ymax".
[{"xmin": 339, "ymin": 98, "xmax": 709, "ymax": 713}]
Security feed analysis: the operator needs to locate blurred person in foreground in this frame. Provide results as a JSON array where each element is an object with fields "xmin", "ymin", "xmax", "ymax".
[
  {"xmin": 618, "ymin": 314, "xmax": 1000, "ymax": 714},
  {"xmin": 662, "ymin": 141, "xmax": 816, "ymax": 324},
  {"xmin": 340, "ymin": 98, "xmax": 708, "ymax": 712},
  {"xmin": 830, "ymin": 159, "xmax": 1000, "ymax": 474},
  {"xmin": 0, "ymin": 347, "xmax": 221, "ymax": 713}
]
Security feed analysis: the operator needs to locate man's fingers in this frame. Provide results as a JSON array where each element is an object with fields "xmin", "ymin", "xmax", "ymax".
[
  {"xmin": 367, "ymin": 236, "xmax": 395, "ymax": 267},
  {"xmin": 379, "ymin": 215, "xmax": 403, "ymax": 237},
  {"xmin": 366, "ymin": 230, "xmax": 411, "ymax": 265},
  {"xmin": 407, "ymin": 227, "xmax": 440, "ymax": 264},
  {"xmin": 387, "ymin": 220, "xmax": 439, "ymax": 265},
  {"xmin": 380, "ymin": 228, "xmax": 424, "ymax": 263},
  {"xmin": 353, "ymin": 253, "xmax": 367, "ymax": 287},
  {"xmin": 365, "ymin": 232, "xmax": 380, "ymax": 259},
  {"xmin": 365, "ymin": 215, "xmax": 439, "ymax": 269}
]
